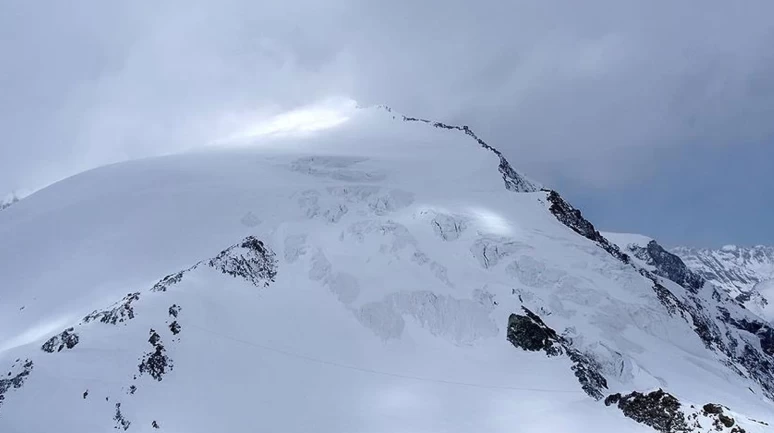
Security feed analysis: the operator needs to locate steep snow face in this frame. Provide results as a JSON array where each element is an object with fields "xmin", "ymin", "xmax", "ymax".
[
  {"xmin": 0, "ymin": 107, "xmax": 772, "ymax": 433},
  {"xmin": 673, "ymin": 245, "xmax": 774, "ymax": 315}
]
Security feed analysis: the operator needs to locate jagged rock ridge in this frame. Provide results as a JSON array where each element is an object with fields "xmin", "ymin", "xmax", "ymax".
[
  {"xmin": 399, "ymin": 113, "xmax": 539, "ymax": 193},
  {"xmin": 507, "ymin": 307, "xmax": 608, "ymax": 400}
]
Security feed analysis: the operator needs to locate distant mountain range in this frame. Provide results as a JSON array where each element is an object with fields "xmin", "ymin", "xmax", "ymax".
[{"xmin": 673, "ymin": 245, "xmax": 774, "ymax": 317}]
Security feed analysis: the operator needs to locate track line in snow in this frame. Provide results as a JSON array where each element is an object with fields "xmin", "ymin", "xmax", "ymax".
[{"xmin": 187, "ymin": 323, "xmax": 585, "ymax": 394}]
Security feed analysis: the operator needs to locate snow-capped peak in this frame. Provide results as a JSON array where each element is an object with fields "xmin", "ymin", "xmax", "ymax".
[{"xmin": 1, "ymin": 108, "xmax": 773, "ymax": 433}]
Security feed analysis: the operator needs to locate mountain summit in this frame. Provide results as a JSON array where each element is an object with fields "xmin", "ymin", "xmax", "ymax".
[{"xmin": 0, "ymin": 106, "xmax": 772, "ymax": 433}]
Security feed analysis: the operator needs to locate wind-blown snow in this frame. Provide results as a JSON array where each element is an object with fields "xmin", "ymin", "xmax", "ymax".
[{"xmin": 0, "ymin": 107, "xmax": 771, "ymax": 432}]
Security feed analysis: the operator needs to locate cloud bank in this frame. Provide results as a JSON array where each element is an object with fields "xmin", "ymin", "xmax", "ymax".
[{"xmin": 2, "ymin": 0, "xmax": 773, "ymax": 195}]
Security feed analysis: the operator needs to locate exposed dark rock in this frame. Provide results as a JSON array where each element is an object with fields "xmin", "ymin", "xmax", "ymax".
[
  {"xmin": 686, "ymin": 300, "xmax": 726, "ymax": 352},
  {"xmin": 605, "ymin": 389, "xmax": 688, "ymax": 433},
  {"xmin": 701, "ymin": 403, "xmax": 745, "ymax": 432},
  {"xmin": 128, "ymin": 385, "xmax": 137, "ymax": 395},
  {"xmin": 113, "ymin": 403, "xmax": 130, "ymax": 430},
  {"xmin": 649, "ymin": 278, "xmax": 687, "ymax": 317},
  {"xmin": 149, "ymin": 330, "xmax": 161, "ymax": 346},
  {"xmin": 83, "ymin": 389, "xmax": 89, "ymax": 399},
  {"xmin": 723, "ymin": 316, "xmax": 774, "ymax": 357},
  {"xmin": 151, "ymin": 270, "xmax": 187, "ymax": 292},
  {"xmin": 718, "ymin": 414, "xmax": 735, "ymax": 428},
  {"xmin": 168, "ymin": 304, "xmax": 181, "ymax": 318},
  {"xmin": 41, "ymin": 327, "xmax": 80, "ymax": 353},
  {"xmin": 566, "ymin": 350, "xmax": 608, "ymax": 402},
  {"xmin": 507, "ymin": 310, "xmax": 561, "ymax": 355},
  {"xmin": 138, "ymin": 329, "xmax": 172, "ymax": 381},
  {"xmin": 83, "ymin": 292, "xmax": 140, "ymax": 325},
  {"xmin": 543, "ymin": 190, "xmax": 630, "ymax": 264},
  {"xmin": 152, "ymin": 420, "xmax": 160, "ymax": 429},
  {"xmin": 608, "ymin": 392, "xmax": 749, "ymax": 433},
  {"xmin": 208, "ymin": 236, "xmax": 278, "ymax": 287},
  {"xmin": 629, "ymin": 241, "xmax": 704, "ymax": 293},
  {"xmin": 0, "ymin": 359, "xmax": 33, "ymax": 412},
  {"xmin": 169, "ymin": 321, "xmax": 181, "ymax": 335},
  {"xmin": 400, "ymin": 115, "xmax": 538, "ymax": 193},
  {"xmin": 507, "ymin": 307, "xmax": 607, "ymax": 400}
]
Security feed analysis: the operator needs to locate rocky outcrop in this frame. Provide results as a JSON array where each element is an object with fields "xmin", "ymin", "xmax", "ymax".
[
  {"xmin": 605, "ymin": 389, "xmax": 687, "ymax": 433},
  {"xmin": 151, "ymin": 269, "xmax": 188, "ymax": 292},
  {"xmin": 507, "ymin": 309, "xmax": 562, "ymax": 355},
  {"xmin": 169, "ymin": 321, "xmax": 181, "ymax": 335},
  {"xmin": 720, "ymin": 312, "xmax": 774, "ymax": 356},
  {"xmin": 543, "ymin": 190, "xmax": 630, "ymax": 264},
  {"xmin": 83, "ymin": 292, "xmax": 140, "ymax": 325},
  {"xmin": 41, "ymin": 327, "xmax": 79, "ymax": 353},
  {"xmin": 507, "ymin": 307, "xmax": 607, "ymax": 400},
  {"xmin": 138, "ymin": 329, "xmax": 172, "ymax": 382},
  {"xmin": 208, "ymin": 236, "xmax": 277, "ymax": 288},
  {"xmin": 168, "ymin": 304, "xmax": 181, "ymax": 318},
  {"xmin": 152, "ymin": 236, "xmax": 277, "ymax": 293},
  {"xmin": 629, "ymin": 241, "xmax": 704, "ymax": 293},
  {"xmin": 113, "ymin": 402, "xmax": 130, "ymax": 431},
  {"xmin": 0, "ymin": 359, "xmax": 33, "ymax": 413},
  {"xmin": 605, "ymin": 390, "xmax": 748, "ymax": 433}
]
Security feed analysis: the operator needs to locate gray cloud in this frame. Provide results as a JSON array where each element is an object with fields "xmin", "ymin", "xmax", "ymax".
[{"xmin": 2, "ymin": 0, "xmax": 774, "ymax": 195}]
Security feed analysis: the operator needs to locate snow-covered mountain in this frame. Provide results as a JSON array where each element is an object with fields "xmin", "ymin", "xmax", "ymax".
[
  {"xmin": 1, "ymin": 105, "xmax": 773, "ymax": 433},
  {"xmin": 672, "ymin": 245, "xmax": 774, "ymax": 315}
]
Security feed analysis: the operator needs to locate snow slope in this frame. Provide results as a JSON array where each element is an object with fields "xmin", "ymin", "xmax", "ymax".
[{"xmin": 0, "ymin": 106, "xmax": 772, "ymax": 432}]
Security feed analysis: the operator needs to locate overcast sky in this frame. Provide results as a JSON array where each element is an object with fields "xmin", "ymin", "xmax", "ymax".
[{"xmin": 2, "ymin": 0, "xmax": 773, "ymax": 247}]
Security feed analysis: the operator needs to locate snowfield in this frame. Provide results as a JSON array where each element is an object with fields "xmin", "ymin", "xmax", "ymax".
[{"xmin": 0, "ymin": 106, "xmax": 772, "ymax": 432}]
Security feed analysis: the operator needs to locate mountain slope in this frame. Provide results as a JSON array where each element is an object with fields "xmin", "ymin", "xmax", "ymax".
[{"xmin": 0, "ymin": 106, "xmax": 772, "ymax": 432}]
